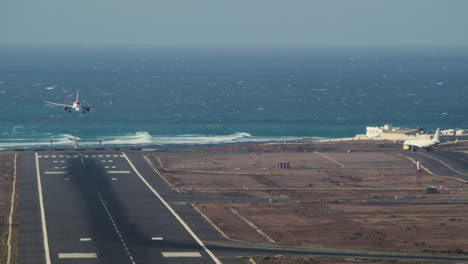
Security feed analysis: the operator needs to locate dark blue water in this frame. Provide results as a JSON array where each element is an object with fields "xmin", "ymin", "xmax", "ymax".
[{"xmin": 1, "ymin": 44, "xmax": 467, "ymax": 148}]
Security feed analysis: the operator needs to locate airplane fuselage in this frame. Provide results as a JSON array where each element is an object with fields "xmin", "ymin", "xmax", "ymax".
[
  {"xmin": 402, "ymin": 128, "xmax": 440, "ymax": 151},
  {"xmin": 72, "ymin": 101, "xmax": 80, "ymax": 110}
]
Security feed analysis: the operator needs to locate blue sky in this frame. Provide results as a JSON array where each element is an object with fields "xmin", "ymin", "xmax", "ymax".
[{"xmin": 2, "ymin": 0, "xmax": 468, "ymax": 46}]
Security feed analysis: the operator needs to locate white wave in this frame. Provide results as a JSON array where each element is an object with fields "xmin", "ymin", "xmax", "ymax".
[
  {"xmin": 0, "ymin": 131, "xmax": 325, "ymax": 149},
  {"xmin": 100, "ymin": 131, "xmax": 153, "ymax": 145},
  {"xmin": 0, "ymin": 134, "xmax": 78, "ymax": 148}
]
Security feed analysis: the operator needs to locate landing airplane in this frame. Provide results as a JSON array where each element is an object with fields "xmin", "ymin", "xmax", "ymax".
[
  {"xmin": 45, "ymin": 90, "xmax": 95, "ymax": 113},
  {"xmin": 403, "ymin": 128, "xmax": 440, "ymax": 151}
]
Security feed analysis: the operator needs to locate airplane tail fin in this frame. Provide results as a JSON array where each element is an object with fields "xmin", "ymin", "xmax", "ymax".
[
  {"xmin": 73, "ymin": 136, "xmax": 79, "ymax": 149},
  {"xmin": 432, "ymin": 128, "xmax": 440, "ymax": 143}
]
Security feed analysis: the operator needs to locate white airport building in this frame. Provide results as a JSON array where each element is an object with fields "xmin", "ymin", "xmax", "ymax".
[{"xmin": 364, "ymin": 124, "xmax": 427, "ymax": 140}]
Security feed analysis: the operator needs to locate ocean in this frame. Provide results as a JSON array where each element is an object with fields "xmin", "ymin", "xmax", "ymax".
[{"xmin": 0, "ymin": 44, "xmax": 467, "ymax": 149}]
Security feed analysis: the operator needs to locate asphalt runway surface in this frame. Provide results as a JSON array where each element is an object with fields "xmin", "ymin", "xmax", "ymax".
[
  {"xmin": 16, "ymin": 149, "xmax": 468, "ymax": 264},
  {"xmin": 18, "ymin": 151, "xmax": 223, "ymax": 264},
  {"xmin": 400, "ymin": 150, "xmax": 468, "ymax": 181}
]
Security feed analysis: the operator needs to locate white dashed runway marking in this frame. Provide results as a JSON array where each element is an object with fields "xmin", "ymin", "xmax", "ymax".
[
  {"xmin": 161, "ymin": 252, "xmax": 202, "ymax": 257},
  {"xmin": 80, "ymin": 238, "xmax": 92, "ymax": 242},
  {"xmin": 151, "ymin": 237, "xmax": 163, "ymax": 240},
  {"xmin": 107, "ymin": 171, "xmax": 131, "ymax": 174},
  {"xmin": 97, "ymin": 191, "xmax": 135, "ymax": 264},
  {"xmin": 44, "ymin": 171, "xmax": 66, "ymax": 175},
  {"xmin": 58, "ymin": 253, "xmax": 97, "ymax": 259}
]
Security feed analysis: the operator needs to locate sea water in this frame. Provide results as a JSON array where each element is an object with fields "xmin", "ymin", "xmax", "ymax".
[{"xmin": 0, "ymin": 44, "xmax": 467, "ymax": 148}]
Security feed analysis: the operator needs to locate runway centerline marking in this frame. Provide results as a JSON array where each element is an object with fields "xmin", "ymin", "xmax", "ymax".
[
  {"xmin": 58, "ymin": 253, "xmax": 97, "ymax": 259},
  {"xmin": 162, "ymin": 252, "xmax": 202, "ymax": 257},
  {"xmin": 151, "ymin": 237, "xmax": 163, "ymax": 240},
  {"xmin": 80, "ymin": 238, "xmax": 92, "ymax": 241},
  {"xmin": 122, "ymin": 152, "xmax": 222, "ymax": 264},
  {"xmin": 35, "ymin": 152, "xmax": 51, "ymax": 264},
  {"xmin": 97, "ymin": 191, "xmax": 135, "ymax": 264}
]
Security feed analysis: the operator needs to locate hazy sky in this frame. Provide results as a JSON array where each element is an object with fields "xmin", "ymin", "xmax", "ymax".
[{"xmin": 2, "ymin": 0, "xmax": 468, "ymax": 46}]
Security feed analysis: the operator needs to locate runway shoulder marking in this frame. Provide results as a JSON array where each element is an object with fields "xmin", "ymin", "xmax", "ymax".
[
  {"xmin": 35, "ymin": 152, "xmax": 52, "ymax": 264},
  {"xmin": 80, "ymin": 238, "xmax": 92, "ymax": 241},
  {"xmin": 44, "ymin": 171, "xmax": 66, "ymax": 174},
  {"xmin": 58, "ymin": 253, "xmax": 97, "ymax": 259},
  {"xmin": 151, "ymin": 237, "xmax": 163, "ymax": 240},
  {"xmin": 107, "ymin": 171, "xmax": 131, "ymax": 174},
  {"xmin": 162, "ymin": 252, "xmax": 202, "ymax": 258}
]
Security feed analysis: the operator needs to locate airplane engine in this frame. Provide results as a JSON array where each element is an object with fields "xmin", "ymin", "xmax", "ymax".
[
  {"xmin": 63, "ymin": 106, "xmax": 69, "ymax": 111},
  {"xmin": 85, "ymin": 107, "xmax": 90, "ymax": 112}
]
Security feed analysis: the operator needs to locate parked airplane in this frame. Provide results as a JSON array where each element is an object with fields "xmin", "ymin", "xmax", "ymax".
[
  {"xmin": 403, "ymin": 128, "xmax": 440, "ymax": 151},
  {"xmin": 45, "ymin": 90, "xmax": 96, "ymax": 113}
]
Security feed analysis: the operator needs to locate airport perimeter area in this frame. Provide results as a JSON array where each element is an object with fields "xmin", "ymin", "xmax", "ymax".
[{"xmin": 1, "ymin": 140, "xmax": 468, "ymax": 264}]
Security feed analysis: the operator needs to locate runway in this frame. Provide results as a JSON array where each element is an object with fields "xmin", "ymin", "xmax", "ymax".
[
  {"xmin": 400, "ymin": 150, "xmax": 468, "ymax": 181},
  {"xmin": 16, "ymin": 150, "xmax": 468, "ymax": 264},
  {"xmin": 18, "ymin": 151, "xmax": 222, "ymax": 264}
]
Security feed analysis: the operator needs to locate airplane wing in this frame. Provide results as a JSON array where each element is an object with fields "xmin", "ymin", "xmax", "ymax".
[
  {"xmin": 81, "ymin": 104, "xmax": 109, "ymax": 109},
  {"xmin": 44, "ymin": 101, "xmax": 73, "ymax": 107}
]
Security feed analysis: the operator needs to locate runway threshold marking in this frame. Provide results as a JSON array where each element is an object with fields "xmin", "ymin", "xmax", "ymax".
[
  {"xmin": 122, "ymin": 152, "xmax": 222, "ymax": 264},
  {"xmin": 58, "ymin": 253, "xmax": 97, "ymax": 259},
  {"xmin": 162, "ymin": 252, "xmax": 202, "ymax": 257},
  {"xmin": 35, "ymin": 152, "xmax": 52, "ymax": 264}
]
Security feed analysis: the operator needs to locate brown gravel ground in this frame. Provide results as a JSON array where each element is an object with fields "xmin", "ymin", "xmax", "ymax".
[
  {"xmin": 147, "ymin": 141, "xmax": 468, "ymax": 255},
  {"xmin": 0, "ymin": 154, "xmax": 16, "ymax": 264}
]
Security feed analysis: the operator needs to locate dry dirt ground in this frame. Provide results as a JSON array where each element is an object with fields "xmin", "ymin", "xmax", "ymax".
[
  {"xmin": 247, "ymin": 255, "xmax": 429, "ymax": 264},
  {"xmin": 147, "ymin": 141, "xmax": 468, "ymax": 255},
  {"xmin": 0, "ymin": 154, "xmax": 16, "ymax": 263}
]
